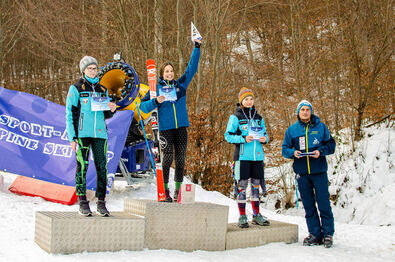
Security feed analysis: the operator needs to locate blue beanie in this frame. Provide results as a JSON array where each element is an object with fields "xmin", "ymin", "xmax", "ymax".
[{"xmin": 297, "ymin": 100, "xmax": 313, "ymax": 115}]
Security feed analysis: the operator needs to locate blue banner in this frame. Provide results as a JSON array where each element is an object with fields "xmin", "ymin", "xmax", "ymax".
[{"xmin": 0, "ymin": 86, "xmax": 132, "ymax": 191}]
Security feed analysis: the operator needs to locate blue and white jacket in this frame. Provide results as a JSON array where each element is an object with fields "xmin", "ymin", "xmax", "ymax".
[
  {"xmin": 282, "ymin": 114, "xmax": 336, "ymax": 175},
  {"xmin": 139, "ymin": 47, "xmax": 200, "ymax": 131},
  {"xmin": 225, "ymin": 105, "xmax": 269, "ymax": 161},
  {"xmin": 65, "ymin": 76, "xmax": 115, "ymax": 142}
]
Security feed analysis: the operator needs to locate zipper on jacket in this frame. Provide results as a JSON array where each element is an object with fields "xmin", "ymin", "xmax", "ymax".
[
  {"xmin": 94, "ymin": 111, "xmax": 97, "ymax": 137},
  {"xmin": 241, "ymin": 144, "xmax": 244, "ymax": 155},
  {"xmin": 79, "ymin": 113, "xmax": 84, "ymax": 131},
  {"xmin": 253, "ymin": 137, "xmax": 256, "ymax": 161},
  {"xmin": 172, "ymin": 103, "xmax": 178, "ymax": 129},
  {"xmin": 306, "ymin": 124, "xmax": 311, "ymax": 174}
]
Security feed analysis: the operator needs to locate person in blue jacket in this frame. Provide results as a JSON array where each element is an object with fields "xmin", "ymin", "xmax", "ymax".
[
  {"xmin": 139, "ymin": 40, "xmax": 201, "ymax": 202},
  {"xmin": 66, "ymin": 56, "xmax": 117, "ymax": 216},
  {"xmin": 225, "ymin": 88, "xmax": 270, "ymax": 228},
  {"xmin": 282, "ymin": 100, "xmax": 336, "ymax": 248}
]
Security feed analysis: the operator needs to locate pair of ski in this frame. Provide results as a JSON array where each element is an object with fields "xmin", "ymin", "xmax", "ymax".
[{"xmin": 135, "ymin": 59, "xmax": 166, "ymax": 202}]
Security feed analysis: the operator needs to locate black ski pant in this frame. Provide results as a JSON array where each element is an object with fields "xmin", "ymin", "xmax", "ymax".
[
  {"xmin": 75, "ymin": 137, "xmax": 108, "ymax": 199},
  {"xmin": 159, "ymin": 127, "xmax": 188, "ymax": 184}
]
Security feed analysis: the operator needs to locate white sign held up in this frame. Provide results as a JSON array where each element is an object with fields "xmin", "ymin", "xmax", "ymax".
[{"xmin": 191, "ymin": 22, "xmax": 202, "ymax": 42}]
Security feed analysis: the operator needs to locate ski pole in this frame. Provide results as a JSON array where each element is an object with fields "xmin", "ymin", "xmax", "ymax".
[{"xmin": 135, "ymin": 101, "xmax": 157, "ymax": 177}]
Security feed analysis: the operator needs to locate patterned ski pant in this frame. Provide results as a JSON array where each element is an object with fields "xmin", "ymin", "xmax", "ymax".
[
  {"xmin": 75, "ymin": 137, "xmax": 108, "ymax": 199},
  {"xmin": 236, "ymin": 178, "xmax": 261, "ymax": 203},
  {"xmin": 159, "ymin": 127, "xmax": 188, "ymax": 184}
]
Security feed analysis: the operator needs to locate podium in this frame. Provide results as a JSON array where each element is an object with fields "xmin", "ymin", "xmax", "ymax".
[
  {"xmin": 35, "ymin": 199, "xmax": 298, "ymax": 253},
  {"xmin": 34, "ymin": 211, "xmax": 144, "ymax": 253},
  {"xmin": 124, "ymin": 199, "xmax": 228, "ymax": 251},
  {"xmin": 226, "ymin": 220, "xmax": 298, "ymax": 250}
]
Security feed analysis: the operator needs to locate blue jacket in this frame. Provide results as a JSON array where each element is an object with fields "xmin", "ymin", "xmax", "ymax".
[
  {"xmin": 139, "ymin": 47, "xmax": 200, "ymax": 131},
  {"xmin": 224, "ymin": 106, "xmax": 269, "ymax": 161},
  {"xmin": 65, "ymin": 77, "xmax": 115, "ymax": 142},
  {"xmin": 282, "ymin": 114, "xmax": 335, "ymax": 175}
]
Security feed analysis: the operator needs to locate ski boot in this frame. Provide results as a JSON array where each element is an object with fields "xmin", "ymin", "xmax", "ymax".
[
  {"xmin": 252, "ymin": 213, "xmax": 270, "ymax": 226},
  {"xmin": 303, "ymin": 234, "xmax": 322, "ymax": 246},
  {"xmin": 173, "ymin": 189, "xmax": 179, "ymax": 202},
  {"xmin": 323, "ymin": 235, "xmax": 333, "ymax": 248},
  {"xmin": 79, "ymin": 200, "xmax": 92, "ymax": 217},
  {"xmin": 238, "ymin": 215, "xmax": 249, "ymax": 228},
  {"xmin": 96, "ymin": 200, "xmax": 110, "ymax": 217},
  {"xmin": 164, "ymin": 189, "xmax": 173, "ymax": 202}
]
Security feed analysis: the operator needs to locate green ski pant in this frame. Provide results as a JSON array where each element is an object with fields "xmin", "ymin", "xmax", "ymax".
[{"xmin": 75, "ymin": 137, "xmax": 108, "ymax": 199}]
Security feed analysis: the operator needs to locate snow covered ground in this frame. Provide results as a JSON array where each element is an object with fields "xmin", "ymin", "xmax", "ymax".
[{"xmin": 0, "ymin": 125, "xmax": 394, "ymax": 261}]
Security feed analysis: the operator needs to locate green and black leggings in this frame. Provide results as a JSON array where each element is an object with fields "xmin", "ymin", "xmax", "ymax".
[{"xmin": 75, "ymin": 137, "xmax": 108, "ymax": 199}]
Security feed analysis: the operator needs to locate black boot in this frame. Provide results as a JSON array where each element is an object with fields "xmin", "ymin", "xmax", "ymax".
[
  {"xmin": 303, "ymin": 234, "xmax": 322, "ymax": 246},
  {"xmin": 79, "ymin": 200, "xmax": 92, "ymax": 217},
  {"xmin": 323, "ymin": 235, "xmax": 333, "ymax": 248},
  {"xmin": 96, "ymin": 200, "xmax": 110, "ymax": 217},
  {"xmin": 164, "ymin": 189, "xmax": 173, "ymax": 202}
]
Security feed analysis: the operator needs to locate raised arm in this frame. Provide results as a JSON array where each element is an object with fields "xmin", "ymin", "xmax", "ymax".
[{"xmin": 177, "ymin": 45, "xmax": 201, "ymax": 89}]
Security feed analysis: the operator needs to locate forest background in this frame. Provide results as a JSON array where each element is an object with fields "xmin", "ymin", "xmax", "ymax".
[{"xmin": 0, "ymin": 0, "xmax": 393, "ymax": 199}]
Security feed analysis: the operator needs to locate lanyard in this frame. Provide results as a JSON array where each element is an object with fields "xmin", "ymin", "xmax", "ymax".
[
  {"xmin": 85, "ymin": 80, "xmax": 98, "ymax": 94},
  {"xmin": 241, "ymin": 108, "xmax": 257, "ymax": 127},
  {"xmin": 165, "ymin": 80, "xmax": 174, "ymax": 89}
]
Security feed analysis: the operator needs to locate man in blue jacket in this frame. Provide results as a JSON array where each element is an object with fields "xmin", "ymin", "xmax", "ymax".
[{"xmin": 282, "ymin": 100, "xmax": 335, "ymax": 248}]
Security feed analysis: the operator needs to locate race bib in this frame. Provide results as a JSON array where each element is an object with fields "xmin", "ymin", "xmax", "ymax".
[
  {"xmin": 249, "ymin": 126, "xmax": 264, "ymax": 140},
  {"xmin": 299, "ymin": 136, "xmax": 306, "ymax": 150},
  {"xmin": 91, "ymin": 93, "xmax": 110, "ymax": 111},
  {"xmin": 159, "ymin": 85, "xmax": 177, "ymax": 102}
]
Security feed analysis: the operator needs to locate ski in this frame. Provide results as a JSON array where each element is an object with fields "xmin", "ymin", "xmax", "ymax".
[{"xmin": 146, "ymin": 59, "xmax": 166, "ymax": 202}]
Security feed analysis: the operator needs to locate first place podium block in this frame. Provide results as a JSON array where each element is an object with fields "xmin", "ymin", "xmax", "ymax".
[
  {"xmin": 124, "ymin": 199, "xmax": 229, "ymax": 251},
  {"xmin": 35, "ymin": 211, "xmax": 145, "ymax": 254}
]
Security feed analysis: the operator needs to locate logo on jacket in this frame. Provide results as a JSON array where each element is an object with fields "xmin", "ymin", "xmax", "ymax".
[
  {"xmin": 242, "ymin": 125, "xmax": 248, "ymax": 131},
  {"xmin": 313, "ymin": 137, "xmax": 320, "ymax": 145},
  {"xmin": 83, "ymin": 99, "xmax": 88, "ymax": 104}
]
